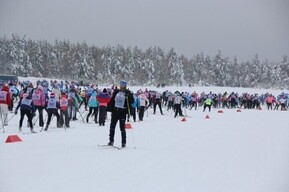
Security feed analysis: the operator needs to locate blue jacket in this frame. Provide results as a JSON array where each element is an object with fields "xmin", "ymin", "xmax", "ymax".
[
  {"xmin": 88, "ymin": 92, "xmax": 99, "ymax": 107},
  {"xmin": 16, "ymin": 94, "xmax": 35, "ymax": 113},
  {"xmin": 131, "ymin": 94, "xmax": 140, "ymax": 108}
]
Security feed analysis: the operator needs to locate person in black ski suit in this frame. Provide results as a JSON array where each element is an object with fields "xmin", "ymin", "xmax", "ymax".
[
  {"xmin": 153, "ymin": 91, "xmax": 164, "ymax": 115},
  {"xmin": 44, "ymin": 92, "xmax": 60, "ymax": 131},
  {"xmin": 15, "ymin": 91, "xmax": 36, "ymax": 133},
  {"xmin": 107, "ymin": 80, "xmax": 134, "ymax": 148}
]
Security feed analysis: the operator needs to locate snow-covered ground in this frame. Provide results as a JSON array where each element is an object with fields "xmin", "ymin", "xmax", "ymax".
[{"xmin": 1, "ymin": 79, "xmax": 289, "ymax": 192}]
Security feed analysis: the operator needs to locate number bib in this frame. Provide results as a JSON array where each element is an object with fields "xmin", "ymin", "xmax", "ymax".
[
  {"xmin": 47, "ymin": 98, "xmax": 57, "ymax": 109},
  {"xmin": 27, "ymin": 87, "xmax": 33, "ymax": 93},
  {"xmin": 0, "ymin": 91, "xmax": 7, "ymax": 101},
  {"xmin": 68, "ymin": 92, "xmax": 75, "ymax": 99},
  {"xmin": 174, "ymin": 96, "xmax": 181, "ymax": 104},
  {"xmin": 60, "ymin": 99, "xmax": 68, "ymax": 107},
  {"xmin": 33, "ymin": 93, "xmax": 41, "ymax": 101},
  {"xmin": 115, "ymin": 92, "xmax": 126, "ymax": 108},
  {"xmin": 156, "ymin": 93, "xmax": 161, "ymax": 99},
  {"xmin": 21, "ymin": 98, "xmax": 32, "ymax": 106}
]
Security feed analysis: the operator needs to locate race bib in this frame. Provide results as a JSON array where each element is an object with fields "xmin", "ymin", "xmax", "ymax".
[
  {"xmin": 68, "ymin": 92, "xmax": 75, "ymax": 99},
  {"xmin": 174, "ymin": 96, "xmax": 181, "ymax": 104},
  {"xmin": 33, "ymin": 93, "xmax": 41, "ymax": 101},
  {"xmin": 60, "ymin": 99, "xmax": 68, "ymax": 107},
  {"xmin": 89, "ymin": 96, "xmax": 96, "ymax": 102},
  {"xmin": 21, "ymin": 98, "xmax": 32, "ymax": 106},
  {"xmin": 0, "ymin": 91, "xmax": 7, "ymax": 101},
  {"xmin": 47, "ymin": 98, "xmax": 57, "ymax": 108},
  {"xmin": 115, "ymin": 92, "xmax": 126, "ymax": 108}
]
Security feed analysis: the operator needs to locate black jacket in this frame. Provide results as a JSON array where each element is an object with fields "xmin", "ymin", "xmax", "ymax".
[{"xmin": 107, "ymin": 89, "xmax": 134, "ymax": 114}]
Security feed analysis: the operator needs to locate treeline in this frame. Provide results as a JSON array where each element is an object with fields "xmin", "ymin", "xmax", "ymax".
[{"xmin": 0, "ymin": 34, "xmax": 288, "ymax": 89}]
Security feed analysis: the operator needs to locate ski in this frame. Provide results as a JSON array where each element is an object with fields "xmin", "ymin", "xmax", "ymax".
[
  {"xmin": 97, "ymin": 144, "xmax": 123, "ymax": 150},
  {"xmin": 22, "ymin": 131, "xmax": 37, "ymax": 134}
]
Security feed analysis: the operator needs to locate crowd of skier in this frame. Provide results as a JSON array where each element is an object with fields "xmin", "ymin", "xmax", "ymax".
[{"xmin": 0, "ymin": 79, "xmax": 288, "ymax": 137}]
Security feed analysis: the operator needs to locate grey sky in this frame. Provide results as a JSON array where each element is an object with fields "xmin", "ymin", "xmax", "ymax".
[{"xmin": 0, "ymin": 0, "xmax": 288, "ymax": 62}]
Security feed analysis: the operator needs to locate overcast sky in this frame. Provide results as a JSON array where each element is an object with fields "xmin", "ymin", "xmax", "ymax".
[{"xmin": 0, "ymin": 0, "xmax": 288, "ymax": 62}]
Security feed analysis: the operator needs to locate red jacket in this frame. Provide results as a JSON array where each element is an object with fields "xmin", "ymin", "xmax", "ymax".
[
  {"xmin": 0, "ymin": 86, "xmax": 11, "ymax": 107},
  {"xmin": 96, "ymin": 93, "xmax": 111, "ymax": 107},
  {"xmin": 59, "ymin": 96, "xmax": 68, "ymax": 111}
]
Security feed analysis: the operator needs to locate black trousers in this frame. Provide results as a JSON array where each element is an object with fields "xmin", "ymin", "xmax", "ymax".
[
  {"xmin": 130, "ymin": 107, "xmax": 136, "ymax": 122},
  {"xmin": 109, "ymin": 109, "xmax": 127, "ymax": 144},
  {"xmin": 86, "ymin": 107, "xmax": 98, "ymax": 123},
  {"xmin": 98, "ymin": 106, "xmax": 107, "ymax": 125},
  {"xmin": 203, "ymin": 104, "xmax": 212, "ymax": 112},
  {"xmin": 46, "ymin": 108, "xmax": 60, "ymax": 128},
  {"xmin": 68, "ymin": 102, "xmax": 77, "ymax": 119},
  {"xmin": 34, "ymin": 106, "xmax": 44, "ymax": 127},
  {"xmin": 174, "ymin": 104, "xmax": 182, "ymax": 117},
  {"xmin": 19, "ymin": 109, "xmax": 33, "ymax": 129},
  {"xmin": 59, "ymin": 110, "xmax": 70, "ymax": 127},
  {"xmin": 153, "ymin": 102, "xmax": 163, "ymax": 114},
  {"xmin": 138, "ymin": 106, "xmax": 145, "ymax": 121}
]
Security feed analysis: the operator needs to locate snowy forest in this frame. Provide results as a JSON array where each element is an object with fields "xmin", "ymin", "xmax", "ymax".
[{"xmin": 0, "ymin": 34, "xmax": 288, "ymax": 89}]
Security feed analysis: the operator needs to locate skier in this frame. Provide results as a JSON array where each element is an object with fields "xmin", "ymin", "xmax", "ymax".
[
  {"xmin": 32, "ymin": 85, "xmax": 46, "ymax": 129},
  {"xmin": 265, "ymin": 94, "xmax": 274, "ymax": 110},
  {"xmin": 129, "ymin": 93, "xmax": 139, "ymax": 122},
  {"xmin": 107, "ymin": 80, "xmax": 134, "ymax": 148},
  {"xmin": 59, "ymin": 92, "xmax": 70, "ymax": 128},
  {"xmin": 44, "ymin": 92, "xmax": 60, "ymax": 131},
  {"xmin": 86, "ymin": 90, "xmax": 98, "ymax": 123},
  {"xmin": 153, "ymin": 91, "xmax": 164, "ymax": 115},
  {"xmin": 173, "ymin": 91, "xmax": 183, "ymax": 118},
  {"xmin": 137, "ymin": 90, "xmax": 149, "ymax": 121},
  {"xmin": 203, "ymin": 96, "xmax": 213, "ymax": 112},
  {"xmin": 96, "ymin": 88, "xmax": 111, "ymax": 126},
  {"xmin": 0, "ymin": 83, "xmax": 12, "ymax": 127},
  {"xmin": 15, "ymin": 91, "xmax": 36, "ymax": 133},
  {"xmin": 67, "ymin": 86, "xmax": 78, "ymax": 120}
]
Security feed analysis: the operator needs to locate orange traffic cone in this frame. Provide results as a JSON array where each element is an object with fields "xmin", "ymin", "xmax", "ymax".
[
  {"xmin": 217, "ymin": 110, "xmax": 223, "ymax": 113},
  {"xmin": 181, "ymin": 117, "xmax": 186, "ymax": 122},
  {"xmin": 125, "ymin": 123, "xmax": 132, "ymax": 129},
  {"xmin": 237, "ymin": 109, "xmax": 241, "ymax": 112},
  {"xmin": 5, "ymin": 135, "xmax": 22, "ymax": 143},
  {"xmin": 205, "ymin": 115, "xmax": 210, "ymax": 119}
]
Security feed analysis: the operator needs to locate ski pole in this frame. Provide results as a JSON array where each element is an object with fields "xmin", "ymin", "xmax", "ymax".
[
  {"xmin": 1, "ymin": 121, "xmax": 5, "ymax": 133},
  {"xmin": 183, "ymin": 106, "xmax": 187, "ymax": 117},
  {"xmin": 33, "ymin": 115, "xmax": 39, "ymax": 126},
  {"xmin": 126, "ymin": 96, "xmax": 131, "ymax": 122},
  {"xmin": 146, "ymin": 105, "xmax": 149, "ymax": 117},
  {"xmin": 77, "ymin": 108, "xmax": 85, "ymax": 122},
  {"xmin": 64, "ymin": 113, "xmax": 67, "ymax": 132},
  {"xmin": 0, "ymin": 109, "xmax": 5, "ymax": 133},
  {"xmin": 8, "ymin": 114, "xmax": 16, "ymax": 122},
  {"xmin": 62, "ymin": 112, "xmax": 67, "ymax": 132},
  {"xmin": 131, "ymin": 126, "xmax": 136, "ymax": 149}
]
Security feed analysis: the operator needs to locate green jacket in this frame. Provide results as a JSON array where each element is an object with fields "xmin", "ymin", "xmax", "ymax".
[{"xmin": 204, "ymin": 98, "xmax": 213, "ymax": 105}]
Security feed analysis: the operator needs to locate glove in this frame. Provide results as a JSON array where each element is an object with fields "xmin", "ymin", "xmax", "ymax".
[{"xmin": 14, "ymin": 110, "xmax": 17, "ymax": 115}]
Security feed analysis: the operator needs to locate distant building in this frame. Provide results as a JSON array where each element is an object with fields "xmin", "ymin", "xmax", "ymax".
[{"xmin": 0, "ymin": 74, "xmax": 18, "ymax": 84}]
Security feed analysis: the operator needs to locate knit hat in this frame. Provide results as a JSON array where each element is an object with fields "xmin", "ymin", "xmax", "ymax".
[
  {"xmin": 38, "ymin": 85, "xmax": 43, "ymax": 91},
  {"xmin": 1, "ymin": 85, "xmax": 9, "ymax": 92},
  {"xmin": 119, "ymin": 80, "xmax": 127, "ymax": 87}
]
